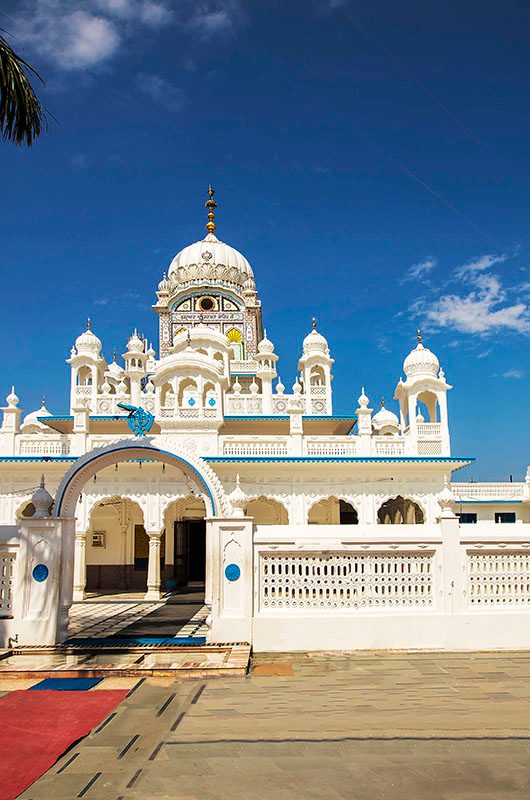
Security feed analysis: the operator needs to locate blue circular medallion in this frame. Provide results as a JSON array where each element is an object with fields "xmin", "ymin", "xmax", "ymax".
[
  {"xmin": 32, "ymin": 563, "xmax": 49, "ymax": 582},
  {"xmin": 225, "ymin": 563, "xmax": 241, "ymax": 582}
]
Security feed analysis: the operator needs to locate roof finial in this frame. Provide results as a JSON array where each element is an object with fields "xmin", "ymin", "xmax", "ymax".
[
  {"xmin": 312, "ymin": 316, "xmax": 317, "ymax": 331},
  {"xmin": 381, "ymin": 396, "xmax": 385, "ymax": 408},
  {"xmin": 87, "ymin": 317, "xmax": 91, "ymax": 330},
  {"xmin": 417, "ymin": 327, "xmax": 422, "ymax": 344},
  {"xmin": 41, "ymin": 394, "xmax": 46, "ymax": 407},
  {"xmin": 205, "ymin": 185, "xmax": 217, "ymax": 235},
  {"xmin": 113, "ymin": 348, "xmax": 117, "ymax": 362}
]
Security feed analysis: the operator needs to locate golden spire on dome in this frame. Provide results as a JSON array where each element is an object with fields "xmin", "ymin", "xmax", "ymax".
[
  {"xmin": 417, "ymin": 327, "xmax": 422, "ymax": 344},
  {"xmin": 312, "ymin": 316, "xmax": 317, "ymax": 331},
  {"xmin": 205, "ymin": 185, "xmax": 217, "ymax": 235}
]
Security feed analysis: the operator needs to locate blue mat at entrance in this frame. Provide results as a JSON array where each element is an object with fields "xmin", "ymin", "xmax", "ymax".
[
  {"xmin": 30, "ymin": 677, "xmax": 102, "ymax": 691},
  {"xmin": 66, "ymin": 636, "xmax": 206, "ymax": 647}
]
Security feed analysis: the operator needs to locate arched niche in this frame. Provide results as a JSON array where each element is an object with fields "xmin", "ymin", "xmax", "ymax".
[
  {"xmin": 377, "ymin": 496, "xmax": 424, "ymax": 524},
  {"xmin": 86, "ymin": 496, "xmax": 146, "ymax": 592},
  {"xmin": 416, "ymin": 390, "xmax": 439, "ymax": 423},
  {"xmin": 308, "ymin": 497, "xmax": 359, "ymax": 525},
  {"xmin": 245, "ymin": 496, "xmax": 288, "ymax": 525}
]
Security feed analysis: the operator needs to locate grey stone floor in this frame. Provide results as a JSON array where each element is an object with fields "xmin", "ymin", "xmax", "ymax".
[{"xmin": 19, "ymin": 650, "xmax": 530, "ymax": 799}]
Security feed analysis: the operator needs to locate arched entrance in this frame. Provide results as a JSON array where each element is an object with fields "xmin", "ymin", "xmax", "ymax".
[{"xmin": 54, "ymin": 439, "xmax": 228, "ymax": 615}]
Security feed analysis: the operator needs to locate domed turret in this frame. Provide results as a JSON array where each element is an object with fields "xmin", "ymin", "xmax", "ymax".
[
  {"xmin": 258, "ymin": 330, "xmax": 275, "ymax": 355},
  {"xmin": 21, "ymin": 396, "xmax": 51, "ymax": 432},
  {"xmin": 302, "ymin": 318, "xmax": 329, "ymax": 356},
  {"xmin": 372, "ymin": 398, "xmax": 399, "ymax": 434},
  {"xmin": 126, "ymin": 330, "xmax": 144, "ymax": 354},
  {"xmin": 403, "ymin": 330, "xmax": 439, "ymax": 378},
  {"xmin": 75, "ymin": 319, "xmax": 102, "ymax": 357}
]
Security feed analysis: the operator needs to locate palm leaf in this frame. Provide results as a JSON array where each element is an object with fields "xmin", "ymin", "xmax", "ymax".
[{"xmin": 0, "ymin": 29, "xmax": 48, "ymax": 146}]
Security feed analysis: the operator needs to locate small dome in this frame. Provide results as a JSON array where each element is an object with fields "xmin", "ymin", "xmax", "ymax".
[
  {"xmin": 258, "ymin": 329, "xmax": 275, "ymax": 354},
  {"xmin": 403, "ymin": 334, "xmax": 439, "ymax": 378},
  {"xmin": 21, "ymin": 397, "xmax": 51, "ymax": 430},
  {"xmin": 6, "ymin": 385, "xmax": 19, "ymax": 408},
  {"xmin": 126, "ymin": 330, "xmax": 144, "ymax": 353},
  {"xmin": 372, "ymin": 400, "xmax": 399, "ymax": 432},
  {"xmin": 32, "ymin": 475, "xmax": 53, "ymax": 518},
  {"xmin": 108, "ymin": 359, "xmax": 125, "ymax": 376},
  {"xmin": 243, "ymin": 276, "xmax": 256, "ymax": 293},
  {"xmin": 75, "ymin": 320, "xmax": 102, "ymax": 357},
  {"xmin": 167, "ymin": 233, "xmax": 254, "ymax": 292},
  {"xmin": 357, "ymin": 386, "xmax": 369, "ymax": 409},
  {"xmin": 158, "ymin": 272, "xmax": 169, "ymax": 292},
  {"xmin": 303, "ymin": 328, "xmax": 329, "ymax": 355}
]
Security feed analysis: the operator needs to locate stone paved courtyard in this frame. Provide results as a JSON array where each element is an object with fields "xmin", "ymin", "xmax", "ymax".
[{"xmin": 18, "ymin": 650, "xmax": 530, "ymax": 799}]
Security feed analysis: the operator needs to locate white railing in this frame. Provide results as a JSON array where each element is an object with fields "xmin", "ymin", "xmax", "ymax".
[
  {"xmin": 417, "ymin": 422, "xmax": 441, "ymax": 438},
  {"xmin": 468, "ymin": 551, "xmax": 530, "ymax": 606},
  {"xmin": 259, "ymin": 551, "xmax": 434, "ymax": 611},
  {"xmin": 230, "ymin": 360, "xmax": 258, "ymax": 374},
  {"xmin": 222, "ymin": 437, "xmax": 289, "ymax": 457},
  {"xmin": 374, "ymin": 438, "xmax": 405, "ymax": 456},
  {"xmin": 417, "ymin": 440, "xmax": 442, "ymax": 456},
  {"xmin": 309, "ymin": 386, "xmax": 326, "ymax": 397},
  {"xmin": 0, "ymin": 552, "xmax": 15, "ymax": 617},
  {"xmin": 453, "ymin": 483, "xmax": 526, "ymax": 502},
  {"xmin": 272, "ymin": 396, "xmax": 289, "ymax": 414},
  {"xmin": 304, "ymin": 437, "xmax": 357, "ymax": 457},
  {"xmin": 18, "ymin": 438, "xmax": 71, "ymax": 456},
  {"xmin": 226, "ymin": 395, "xmax": 264, "ymax": 415}
]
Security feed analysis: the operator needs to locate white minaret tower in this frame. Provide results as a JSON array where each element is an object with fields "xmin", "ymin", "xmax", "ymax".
[
  {"xmin": 123, "ymin": 330, "xmax": 148, "ymax": 406},
  {"xmin": 298, "ymin": 318, "xmax": 334, "ymax": 415},
  {"xmin": 255, "ymin": 330, "xmax": 278, "ymax": 414},
  {"xmin": 394, "ymin": 329, "xmax": 452, "ymax": 456}
]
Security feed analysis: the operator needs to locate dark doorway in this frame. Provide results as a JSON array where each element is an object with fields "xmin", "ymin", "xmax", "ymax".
[{"xmin": 173, "ymin": 519, "xmax": 206, "ymax": 586}]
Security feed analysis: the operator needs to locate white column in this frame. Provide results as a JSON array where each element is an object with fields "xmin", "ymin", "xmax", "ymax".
[
  {"xmin": 205, "ymin": 520, "xmax": 213, "ymax": 605},
  {"xmin": 144, "ymin": 530, "xmax": 162, "ymax": 600},
  {"xmin": 72, "ymin": 530, "xmax": 87, "ymax": 601}
]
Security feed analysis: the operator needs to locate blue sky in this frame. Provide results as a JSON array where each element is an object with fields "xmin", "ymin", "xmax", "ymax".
[{"xmin": 1, "ymin": 0, "xmax": 529, "ymax": 480}]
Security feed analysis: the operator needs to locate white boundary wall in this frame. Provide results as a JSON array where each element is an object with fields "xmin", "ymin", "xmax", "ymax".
[{"xmin": 251, "ymin": 519, "xmax": 530, "ymax": 651}]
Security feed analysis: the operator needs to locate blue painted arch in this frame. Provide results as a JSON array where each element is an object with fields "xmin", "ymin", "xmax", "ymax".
[{"xmin": 53, "ymin": 441, "xmax": 220, "ymax": 518}]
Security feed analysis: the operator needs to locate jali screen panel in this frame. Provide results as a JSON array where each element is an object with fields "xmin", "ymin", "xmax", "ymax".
[
  {"xmin": 468, "ymin": 551, "xmax": 530, "ymax": 606},
  {"xmin": 259, "ymin": 551, "xmax": 434, "ymax": 611}
]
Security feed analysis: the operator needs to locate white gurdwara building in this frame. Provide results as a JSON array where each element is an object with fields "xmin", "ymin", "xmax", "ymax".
[{"xmin": 0, "ymin": 189, "xmax": 529, "ymax": 652}]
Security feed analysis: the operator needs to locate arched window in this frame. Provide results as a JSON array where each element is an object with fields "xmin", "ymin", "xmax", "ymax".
[
  {"xmin": 416, "ymin": 390, "xmax": 438, "ymax": 423},
  {"xmin": 310, "ymin": 366, "xmax": 325, "ymax": 387},
  {"xmin": 377, "ymin": 496, "xmax": 424, "ymax": 524},
  {"xmin": 245, "ymin": 496, "xmax": 288, "ymax": 524},
  {"xmin": 227, "ymin": 328, "xmax": 244, "ymax": 360},
  {"xmin": 77, "ymin": 366, "xmax": 92, "ymax": 386},
  {"xmin": 308, "ymin": 497, "xmax": 358, "ymax": 525}
]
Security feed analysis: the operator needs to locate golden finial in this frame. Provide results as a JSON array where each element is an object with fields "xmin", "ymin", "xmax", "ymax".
[
  {"xmin": 417, "ymin": 327, "xmax": 422, "ymax": 344},
  {"xmin": 87, "ymin": 317, "xmax": 91, "ymax": 330},
  {"xmin": 381, "ymin": 396, "xmax": 385, "ymax": 408},
  {"xmin": 41, "ymin": 394, "xmax": 46, "ymax": 407},
  {"xmin": 205, "ymin": 185, "xmax": 217, "ymax": 235},
  {"xmin": 312, "ymin": 316, "xmax": 317, "ymax": 331},
  {"xmin": 113, "ymin": 348, "xmax": 117, "ymax": 362}
]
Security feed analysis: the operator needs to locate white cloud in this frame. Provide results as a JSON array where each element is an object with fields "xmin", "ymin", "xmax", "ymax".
[
  {"xmin": 17, "ymin": 0, "xmax": 172, "ymax": 71},
  {"xmin": 185, "ymin": 0, "xmax": 244, "ymax": 38},
  {"xmin": 502, "ymin": 369, "xmax": 524, "ymax": 379},
  {"xmin": 136, "ymin": 73, "xmax": 185, "ymax": 112},
  {"xmin": 403, "ymin": 257, "xmax": 437, "ymax": 283},
  {"xmin": 455, "ymin": 253, "xmax": 508, "ymax": 279},
  {"xmin": 70, "ymin": 153, "xmax": 89, "ymax": 168},
  {"xmin": 411, "ymin": 253, "xmax": 530, "ymax": 337}
]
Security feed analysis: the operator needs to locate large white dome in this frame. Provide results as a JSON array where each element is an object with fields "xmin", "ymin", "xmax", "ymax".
[
  {"xmin": 167, "ymin": 233, "xmax": 254, "ymax": 292},
  {"xmin": 403, "ymin": 342, "xmax": 439, "ymax": 378}
]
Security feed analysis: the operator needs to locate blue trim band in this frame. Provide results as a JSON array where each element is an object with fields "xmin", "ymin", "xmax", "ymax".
[
  {"xmin": 204, "ymin": 455, "xmax": 475, "ymax": 464},
  {"xmin": 457, "ymin": 500, "xmax": 523, "ymax": 505},
  {"xmin": 0, "ymin": 456, "xmax": 77, "ymax": 462}
]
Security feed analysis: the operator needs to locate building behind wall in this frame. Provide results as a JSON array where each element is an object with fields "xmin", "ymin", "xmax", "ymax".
[{"xmin": 1, "ymin": 189, "xmax": 529, "ymax": 650}]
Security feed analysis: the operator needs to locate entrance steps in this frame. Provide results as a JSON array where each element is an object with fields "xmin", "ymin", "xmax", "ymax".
[{"xmin": 0, "ymin": 641, "xmax": 251, "ymax": 679}]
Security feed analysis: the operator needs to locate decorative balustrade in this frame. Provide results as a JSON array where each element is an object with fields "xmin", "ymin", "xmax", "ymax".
[
  {"xmin": 453, "ymin": 483, "xmax": 525, "ymax": 501},
  {"xmin": 0, "ymin": 552, "xmax": 15, "ymax": 617},
  {"xmin": 18, "ymin": 438, "xmax": 71, "ymax": 456},
  {"xmin": 304, "ymin": 437, "xmax": 357, "ymax": 457},
  {"xmin": 230, "ymin": 360, "xmax": 258, "ymax": 374},
  {"xmin": 309, "ymin": 385, "xmax": 326, "ymax": 397},
  {"xmin": 259, "ymin": 551, "xmax": 434, "ymax": 611},
  {"xmin": 374, "ymin": 438, "xmax": 405, "ymax": 456},
  {"xmin": 226, "ymin": 395, "xmax": 264, "ymax": 415},
  {"xmin": 222, "ymin": 438, "xmax": 289, "ymax": 457},
  {"xmin": 468, "ymin": 551, "xmax": 530, "ymax": 605},
  {"xmin": 417, "ymin": 440, "xmax": 442, "ymax": 456},
  {"xmin": 272, "ymin": 396, "xmax": 289, "ymax": 414},
  {"xmin": 417, "ymin": 422, "xmax": 441, "ymax": 439}
]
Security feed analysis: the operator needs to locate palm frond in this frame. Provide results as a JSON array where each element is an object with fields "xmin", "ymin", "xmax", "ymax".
[{"xmin": 0, "ymin": 30, "xmax": 48, "ymax": 147}]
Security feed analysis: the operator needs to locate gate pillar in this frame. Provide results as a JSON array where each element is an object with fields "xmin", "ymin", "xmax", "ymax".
[{"xmin": 208, "ymin": 517, "xmax": 253, "ymax": 644}]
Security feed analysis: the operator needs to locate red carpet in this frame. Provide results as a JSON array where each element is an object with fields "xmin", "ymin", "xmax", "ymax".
[{"xmin": 0, "ymin": 689, "xmax": 128, "ymax": 800}]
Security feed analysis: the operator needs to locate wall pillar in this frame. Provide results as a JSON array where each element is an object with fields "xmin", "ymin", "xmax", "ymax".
[
  {"xmin": 208, "ymin": 517, "xmax": 253, "ymax": 644},
  {"xmin": 72, "ymin": 529, "xmax": 87, "ymax": 602},
  {"xmin": 144, "ymin": 530, "xmax": 162, "ymax": 600}
]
